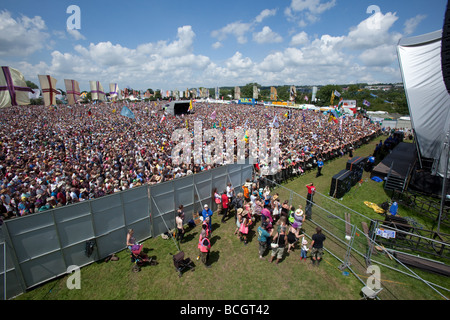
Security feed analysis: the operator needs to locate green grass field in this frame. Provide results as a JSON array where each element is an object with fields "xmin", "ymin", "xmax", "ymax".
[{"xmin": 13, "ymin": 135, "xmax": 450, "ymax": 300}]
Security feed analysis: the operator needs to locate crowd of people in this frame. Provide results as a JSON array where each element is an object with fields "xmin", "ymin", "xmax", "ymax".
[
  {"xmin": 191, "ymin": 178, "xmax": 326, "ymax": 267},
  {"xmin": 0, "ymin": 100, "xmax": 381, "ymax": 222}
]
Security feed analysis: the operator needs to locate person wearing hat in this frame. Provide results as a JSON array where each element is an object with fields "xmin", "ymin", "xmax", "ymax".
[
  {"xmin": 293, "ymin": 208, "xmax": 305, "ymax": 228},
  {"xmin": 201, "ymin": 204, "xmax": 213, "ymax": 232},
  {"xmin": 257, "ymin": 221, "xmax": 273, "ymax": 259}
]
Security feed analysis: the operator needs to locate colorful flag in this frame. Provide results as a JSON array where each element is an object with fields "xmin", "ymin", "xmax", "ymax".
[
  {"xmin": 334, "ymin": 90, "xmax": 341, "ymax": 98},
  {"xmin": 210, "ymin": 110, "xmax": 216, "ymax": 120},
  {"xmin": 160, "ymin": 115, "xmax": 166, "ymax": 123},
  {"xmin": 304, "ymin": 95, "xmax": 308, "ymax": 101},
  {"xmin": 363, "ymin": 99, "xmax": 371, "ymax": 107},
  {"xmin": 120, "ymin": 106, "xmax": 135, "ymax": 119},
  {"xmin": 189, "ymin": 99, "xmax": 193, "ymax": 111}
]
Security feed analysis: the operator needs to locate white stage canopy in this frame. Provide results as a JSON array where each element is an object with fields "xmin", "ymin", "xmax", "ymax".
[{"xmin": 397, "ymin": 30, "xmax": 450, "ymax": 177}]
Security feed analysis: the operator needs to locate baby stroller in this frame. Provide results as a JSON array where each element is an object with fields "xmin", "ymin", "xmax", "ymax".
[
  {"xmin": 130, "ymin": 244, "xmax": 152, "ymax": 272},
  {"xmin": 173, "ymin": 251, "xmax": 195, "ymax": 277}
]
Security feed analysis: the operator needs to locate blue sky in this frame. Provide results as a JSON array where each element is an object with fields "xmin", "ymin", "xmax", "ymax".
[{"xmin": 0, "ymin": 0, "xmax": 447, "ymax": 92}]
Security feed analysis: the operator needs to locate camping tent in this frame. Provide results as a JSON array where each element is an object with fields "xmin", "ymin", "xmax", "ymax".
[{"xmin": 397, "ymin": 30, "xmax": 450, "ymax": 178}]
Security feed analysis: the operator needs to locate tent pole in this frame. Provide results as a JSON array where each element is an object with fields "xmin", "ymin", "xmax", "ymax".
[{"xmin": 438, "ymin": 131, "xmax": 450, "ymax": 232}]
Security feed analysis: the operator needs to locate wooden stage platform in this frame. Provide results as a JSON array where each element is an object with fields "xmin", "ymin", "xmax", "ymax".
[{"xmin": 371, "ymin": 142, "xmax": 417, "ymax": 179}]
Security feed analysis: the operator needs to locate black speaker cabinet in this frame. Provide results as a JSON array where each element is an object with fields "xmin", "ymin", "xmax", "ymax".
[
  {"xmin": 346, "ymin": 157, "xmax": 366, "ymax": 185},
  {"xmin": 330, "ymin": 169, "xmax": 353, "ymax": 198}
]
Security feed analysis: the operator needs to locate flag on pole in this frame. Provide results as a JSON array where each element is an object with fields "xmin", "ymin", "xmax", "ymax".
[
  {"xmin": 90, "ymin": 81, "xmax": 105, "ymax": 101},
  {"xmin": 330, "ymin": 91, "xmax": 335, "ymax": 105},
  {"xmin": 109, "ymin": 83, "xmax": 120, "ymax": 101},
  {"xmin": 64, "ymin": 79, "xmax": 80, "ymax": 105},
  {"xmin": 272, "ymin": 115, "xmax": 279, "ymax": 128},
  {"xmin": 363, "ymin": 99, "xmax": 371, "ymax": 107},
  {"xmin": 210, "ymin": 110, "xmax": 216, "ymax": 120},
  {"xmin": 38, "ymin": 75, "xmax": 59, "ymax": 107},
  {"xmin": 334, "ymin": 90, "xmax": 341, "ymax": 97},
  {"xmin": 0, "ymin": 66, "xmax": 33, "ymax": 108},
  {"xmin": 189, "ymin": 99, "xmax": 193, "ymax": 111},
  {"xmin": 160, "ymin": 114, "xmax": 166, "ymax": 123},
  {"xmin": 120, "ymin": 106, "xmax": 135, "ymax": 119}
]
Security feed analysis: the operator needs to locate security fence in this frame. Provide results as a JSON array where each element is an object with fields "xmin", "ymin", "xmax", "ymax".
[
  {"xmin": 261, "ymin": 176, "xmax": 450, "ymax": 300},
  {"xmin": 0, "ymin": 163, "xmax": 253, "ymax": 300}
]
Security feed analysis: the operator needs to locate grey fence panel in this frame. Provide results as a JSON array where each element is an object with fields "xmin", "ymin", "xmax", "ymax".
[
  {"xmin": 5, "ymin": 212, "xmax": 59, "ymax": 264},
  {"xmin": 19, "ymin": 250, "xmax": 67, "ymax": 289},
  {"xmin": 212, "ymin": 166, "xmax": 228, "ymax": 193},
  {"xmin": 150, "ymin": 181, "xmax": 176, "ymax": 236},
  {"xmin": 0, "ymin": 241, "xmax": 23, "ymax": 300},
  {"xmin": 174, "ymin": 175, "xmax": 195, "ymax": 222},
  {"xmin": 91, "ymin": 194, "xmax": 124, "ymax": 237},
  {"xmin": 227, "ymin": 164, "xmax": 243, "ymax": 191},
  {"xmin": 53, "ymin": 202, "xmax": 94, "ymax": 249},
  {"xmin": 194, "ymin": 170, "xmax": 213, "ymax": 208},
  {"xmin": 91, "ymin": 193, "xmax": 125, "ymax": 258},
  {"xmin": 122, "ymin": 185, "xmax": 151, "ymax": 242},
  {"xmin": 241, "ymin": 164, "xmax": 254, "ymax": 182}
]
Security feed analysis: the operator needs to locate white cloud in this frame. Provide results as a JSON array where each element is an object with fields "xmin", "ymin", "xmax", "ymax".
[
  {"xmin": 67, "ymin": 28, "xmax": 86, "ymax": 41},
  {"xmin": 211, "ymin": 21, "xmax": 252, "ymax": 44},
  {"xmin": 0, "ymin": 10, "xmax": 49, "ymax": 57},
  {"xmin": 290, "ymin": 31, "xmax": 309, "ymax": 46},
  {"xmin": 404, "ymin": 14, "xmax": 427, "ymax": 35},
  {"xmin": 211, "ymin": 8, "xmax": 278, "ymax": 45},
  {"xmin": 253, "ymin": 26, "xmax": 283, "ymax": 44},
  {"xmin": 255, "ymin": 9, "xmax": 277, "ymax": 23},
  {"xmin": 285, "ymin": 0, "xmax": 336, "ymax": 26},
  {"xmin": 226, "ymin": 52, "xmax": 253, "ymax": 70},
  {"xmin": 343, "ymin": 12, "xmax": 402, "ymax": 50},
  {"xmin": 359, "ymin": 44, "xmax": 398, "ymax": 67},
  {"xmin": 212, "ymin": 41, "xmax": 223, "ymax": 49}
]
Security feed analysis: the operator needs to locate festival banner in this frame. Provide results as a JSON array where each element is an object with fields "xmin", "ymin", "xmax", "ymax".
[
  {"xmin": 64, "ymin": 79, "xmax": 81, "ymax": 105},
  {"xmin": 270, "ymin": 87, "xmax": 277, "ymax": 100},
  {"xmin": 234, "ymin": 86, "xmax": 241, "ymax": 100},
  {"xmin": 109, "ymin": 83, "xmax": 120, "ymax": 101},
  {"xmin": 90, "ymin": 81, "xmax": 106, "ymax": 101},
  {"xmin": 0, "ymin": 66, "xmax": 32, "ymax": 108},
  {"xmin": 38, "ymin": 74, "xmax": 59, "ymax": 107},
  {"xmin": 290, "ymin": 86, "xmax": 296, "ymax": 101}
]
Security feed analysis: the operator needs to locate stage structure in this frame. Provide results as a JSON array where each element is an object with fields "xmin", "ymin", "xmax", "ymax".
[
  {"xmin": 165, "ymin": 101, "xmax": 191, "ymax": 116},
  {"xmin": 397, "ymin": 24, "xmax": 450, "ymax": 231}
]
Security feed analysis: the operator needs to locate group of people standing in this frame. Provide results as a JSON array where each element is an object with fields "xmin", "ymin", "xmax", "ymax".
[{"xmin": 182, "ymin": 178, "xmax": 326, "ymax": 268}]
